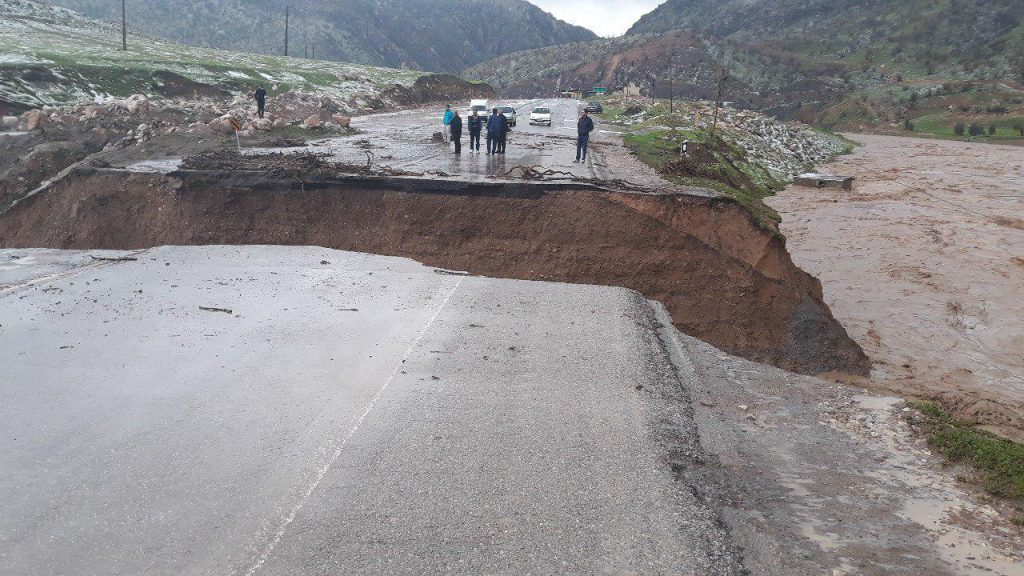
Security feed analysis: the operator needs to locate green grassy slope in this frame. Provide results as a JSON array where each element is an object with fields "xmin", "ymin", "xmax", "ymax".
[
  {"xmin": 43, "ymin": 0, "xmax": 596, "ymax": 73},
  {"xmin": 0, "ymin": 0, "xmax": 423, "ymax": 111}
]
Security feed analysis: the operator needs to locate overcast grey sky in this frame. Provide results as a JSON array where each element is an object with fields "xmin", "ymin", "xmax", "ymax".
[{"xmin": 529, "ymin": 0, "xmax": 665, "ymax": 37}]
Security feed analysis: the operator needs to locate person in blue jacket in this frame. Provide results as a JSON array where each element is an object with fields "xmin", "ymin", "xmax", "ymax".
[
  {"xmin": 442, "ymin": 104, "xmax": 453, "ymax": 144},
  {"xmin": 486, "ymin": 108, "xmax": 505, "ymax": 155}
]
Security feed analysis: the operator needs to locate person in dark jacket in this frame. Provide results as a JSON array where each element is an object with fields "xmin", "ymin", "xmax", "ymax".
[
  {"xmin": 449, "ymin": 110, "xmax": 463, "ymax": 154},
  {"xmin": 575, "ymin": 109, "xmax": 594, "ymax": 162},
  {"xmin": 468, "ymin": 111, "xmax": 483, "ymax": 152},
  {"xmin": 486, "ymin": 108, "xmax": 504, "ymax": 155},
  {"xmin": 253, "ymin": 86, "xmax": 267, "ymax": 119},
  {"xmin": 497, "ymin": 111, "xmax": 509, "ymax": 154}
]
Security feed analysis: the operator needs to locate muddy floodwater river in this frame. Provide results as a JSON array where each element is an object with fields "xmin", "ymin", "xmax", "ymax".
[{"xmin": 769, "ymin": 133, "xmax": 1024, "ymax": 440}]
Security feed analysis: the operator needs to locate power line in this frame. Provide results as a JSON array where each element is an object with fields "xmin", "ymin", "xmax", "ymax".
[{"xmin": 120, "ymin": 0, "xmax": 126, "ymax": 51}]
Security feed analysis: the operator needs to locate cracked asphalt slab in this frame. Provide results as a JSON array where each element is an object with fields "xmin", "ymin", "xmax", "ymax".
[
  {"xmin": 0, "ymin": 246, "xmax": 738, "ymax": 575},
  {"xmin": 4, "ymin": 246, "xmax": 1020, "ymax": 575},
  {"xmin": 124, "ymin": 99, "xmax": 701, "ymax": 194},
  {"xmin": 272, "ymin": 99, "xmax": 618, "ymax": 182}
]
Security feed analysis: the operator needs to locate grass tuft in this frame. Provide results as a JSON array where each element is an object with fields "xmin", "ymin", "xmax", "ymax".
[
  {"xmin": 624, "ymin": 129, "xmax": 784, "ymax": 232},
  {"xmin": 912, "ymin": 401, "xmax": 1024, "ymax": 500}
]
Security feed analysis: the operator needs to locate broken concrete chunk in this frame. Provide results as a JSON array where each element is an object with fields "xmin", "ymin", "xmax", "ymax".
[
  {"xmin": 82, "ymin": 105, "xmax": 103, "ymax": 119},
  {"xmin": 114, "ymin": 94, "xmax": 150, "ymax": 115},
  {"xmin": 20, "ymin": 109, "xmax": 48, "ymax": 131}
]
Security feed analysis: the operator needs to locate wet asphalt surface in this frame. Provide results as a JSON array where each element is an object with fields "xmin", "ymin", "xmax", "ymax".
[
  {"xmin": 0, "ymin": 246, "xmax": 736, "ymax": 575},
  {"xmin": 249, "ymin": 99, "xmax": 624, "ymax": 184}
]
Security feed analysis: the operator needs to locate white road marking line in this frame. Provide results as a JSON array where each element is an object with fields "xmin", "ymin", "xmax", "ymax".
[
  {"xmin": 242, "ymin": 276, "xmax": 464, "ymax": 576},
  {"xmin": 0, "ymin": 250, "xmax": 149, "ymax": 297}
]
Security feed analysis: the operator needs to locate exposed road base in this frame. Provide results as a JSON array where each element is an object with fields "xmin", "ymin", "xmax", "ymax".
[
  {"xmin": 2, "ymin": 247, "xmax": 1019, "ymax": 575},
  {"xmin": 0, "ymin": 166, "xmax": 869, "ymax": 375}
]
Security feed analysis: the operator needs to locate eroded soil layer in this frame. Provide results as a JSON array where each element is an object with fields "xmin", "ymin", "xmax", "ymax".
[{"xmin": 0, "ymin": 168, "xmax": 869, "ymax": 375}]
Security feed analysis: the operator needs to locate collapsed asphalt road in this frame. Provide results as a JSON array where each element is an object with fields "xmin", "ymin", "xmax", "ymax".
[
  {"xmin": 4, "ymin": 246, "xmax": 1019, "ymax": 575},
  {"xmin": 0, "ymin": 246, "xmax": 739, "ymax": 575}
]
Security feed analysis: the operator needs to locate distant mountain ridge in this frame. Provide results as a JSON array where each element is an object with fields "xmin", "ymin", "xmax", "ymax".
[
  {"xmin": 467, "ymin": 0, "xmax": 1024, "ymax": 129},
  {"xmin": 628, "ymin": 0, "xmax": 1024, "ymax": 79},
  {"xmin": 43, "ymin": 0, "xmax": 597, "ymax": 73}
]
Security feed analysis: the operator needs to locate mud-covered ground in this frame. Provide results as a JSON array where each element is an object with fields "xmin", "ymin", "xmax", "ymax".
[{"xmin": 769, "ymin": 134, "xmax": 1024, "ymax": 440}]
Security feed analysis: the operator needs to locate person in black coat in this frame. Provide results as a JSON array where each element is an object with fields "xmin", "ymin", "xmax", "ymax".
[
  {"xmin": 449, "ymin": 110, "xmax": 463, "ymax": 154},
  {"xmin": 575, "ymin": 109, "xmax": 595, "ymax": 162},
  {"xmin": 486, "ymin": 108, "xmax": 503, "ymax": 155},
  {"xmin": 253, "ymin": 86, "xmax": 267, "ymax": 119},
  {"xmin": 497, "ymin": 111, "xmax": 509, "ymax": 154},
  {"xmin": 468, "ymin": 111, "xmax": 483, "ymax": 152}
]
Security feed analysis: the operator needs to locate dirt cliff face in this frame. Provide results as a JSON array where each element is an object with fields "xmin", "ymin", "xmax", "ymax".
[{"xmin": 0, "ymin": 168, "xmax": 869, "ymax": 376}]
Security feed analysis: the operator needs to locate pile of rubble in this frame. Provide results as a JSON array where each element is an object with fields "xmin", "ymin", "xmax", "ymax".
[
  {"xmin": 713, "ymin": 107, "xmax": 848, "ymax": 178},
  {"xmin": 611, "ymin": 96, "xmax": 849, "ymax": 179},
  {"xmin": 1, "ymin": 89, "xmax": 362, "ymax": 148}
]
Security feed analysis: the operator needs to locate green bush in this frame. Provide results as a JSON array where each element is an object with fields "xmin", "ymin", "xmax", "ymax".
[{"xmin": 954, "ymin": 122, "xmax": 965, "ymax": 136}]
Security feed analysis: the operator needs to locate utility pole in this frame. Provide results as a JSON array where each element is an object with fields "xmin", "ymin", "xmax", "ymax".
[
  {"xmin": 710, "ymin": 67, "xmax": 729, "ymax": 140},
  {"xmin": 304, "ymin": 29, "xmax": 307, "ymax": 58},
  {"xmin": 310, "ymin": 40, "xmax": 315, "ymax": 60},
  {"xmin": 120, "ymin": 0, "xmax": 127, "ymax": 51},
  {"xmin": 668, "ymin": 53, "xmax": 674, "ymax": 115},
  {"xmin": 284, "ymin": 6, "xmax": 289, "ymax": 56}
]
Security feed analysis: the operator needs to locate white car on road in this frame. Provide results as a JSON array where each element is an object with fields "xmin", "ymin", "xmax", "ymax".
[{"xmin": 529, "ymin": 107, "xmax": 552, "ymax": 126}]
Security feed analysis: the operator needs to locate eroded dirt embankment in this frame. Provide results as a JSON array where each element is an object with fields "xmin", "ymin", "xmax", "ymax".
[{"xmin": 0, "ymin": 168, "xmax": 869, "ymax": 375}]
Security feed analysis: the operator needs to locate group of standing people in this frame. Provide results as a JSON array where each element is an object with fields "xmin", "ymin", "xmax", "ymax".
[
  {"xmin": 442, "ymin": 105, "xmax": 510, "ymax": 155},
  {"xmin": 440, "ymin": 103, "xmax": 595, "ymax": 162}
]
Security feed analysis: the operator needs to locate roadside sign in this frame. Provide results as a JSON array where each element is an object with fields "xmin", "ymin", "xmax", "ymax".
[
  {"xmin": 592, "ymin": 87, "xmax": 607, "ymax": 94},
  {"xmin": 229, "ymin": 117, "xmax": 242, "ymax": 150}
]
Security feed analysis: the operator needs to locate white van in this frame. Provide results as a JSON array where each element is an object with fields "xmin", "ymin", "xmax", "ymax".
[{"xmin": 469, "ymin": 99, "xmax": 489, "ymax": 117}]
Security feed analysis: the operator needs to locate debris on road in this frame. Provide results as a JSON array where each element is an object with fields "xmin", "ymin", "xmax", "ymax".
[
  {"xmin": 198, "ymin": 306, "xmax": 232, "ymax": 314},
  {"xmin": 89, "ymin": 255, "xmax": 138, "ymax": 262}
]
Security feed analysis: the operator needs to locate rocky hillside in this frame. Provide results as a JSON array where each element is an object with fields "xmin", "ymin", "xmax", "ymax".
[
  {"xmin": 0, "ymin": 0, "xmax": 490, "ymax": 114},
  {"xmin": 469, "ymin": 0, "xmax": 1024, "ymax": 134},
  {"xmin": 628, "ymin": 0, "xmax": 1024, "ymax": 83},
  {"xmin": 43, "ymin": 0, "xmax": 596, "ymax": 73},
  {"xmin": 463, "ymin": 31, "xmax": 795, "ymax": 110}
]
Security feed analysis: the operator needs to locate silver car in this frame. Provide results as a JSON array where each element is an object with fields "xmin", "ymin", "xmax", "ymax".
[{"xmin": 496, "ymin": 105, "xmax": 517, "ymax": 127}]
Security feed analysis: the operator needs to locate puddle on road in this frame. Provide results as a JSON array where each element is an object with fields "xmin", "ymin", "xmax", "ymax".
[{"xmin": 125, "ymin": 159, "xmax": 183, "ymax": 173}]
